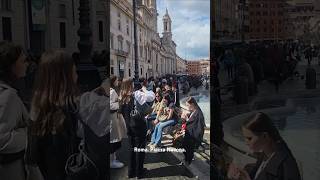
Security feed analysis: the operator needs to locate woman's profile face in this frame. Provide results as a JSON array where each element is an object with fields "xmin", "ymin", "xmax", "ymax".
[
  {"xmin": 162, "ymin": 98, "xmax": 168, "ymax": 106},
  {"xmin": 155, "ymin": 94, "xmax": 161, "ymax": 101},
  {"xmin": 12, "ymin": 54, "xmax": 28, "ymax": 78},
  {"xmin": 186, "ymin": 102, "xmax": 195, "ymax": 111},
  {"xmin": 242, "ymin": 127, "xmax": 264, "ymax": 153},
  {"xmin": 113, "ymin": 77, "xmax": 119, "ymax": 87}
]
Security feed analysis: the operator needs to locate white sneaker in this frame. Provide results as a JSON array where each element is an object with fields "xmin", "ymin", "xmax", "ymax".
[
  {"xmin": 110, "ymin": 160, "xmax": 124, "ymax": 169},
  {"xmin": 113, "ymin": 159, "xmax": 123, "ymax": 164}
]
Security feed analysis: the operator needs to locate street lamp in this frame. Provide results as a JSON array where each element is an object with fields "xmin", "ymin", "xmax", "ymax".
[
  {"xmin": 133, "ymin": 0, "xmax": 140, "ymax": 89},
  {"xmin": 240, "ymin": 0, "xmax": 246, "ymax": 42},
  {"xmin": 77, "ymin": 0, "xmax": 102, "ymax": 92}
]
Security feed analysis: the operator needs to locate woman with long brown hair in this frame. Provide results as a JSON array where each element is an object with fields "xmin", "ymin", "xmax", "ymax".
[
  {"xmin": 119, "ymin": 78, "xmax": 154, "ymax": 179},
  {"xmin": 228, "ymin": 112, "xmax": 301, "ymax": 180},
  {"xmin": 26, "ymin": 50, "xmax": 109, "ymax": 180},
  {"xmin": 109, "ymin": 75, "xmax": 127, "ymax": 169},
  {"xmin": 0, "ymin": 41, "xmax": 29, "ymax": 180},
  {"xmin": 26, "ymin": 50, "xmax": 80, "ymax": 180}
]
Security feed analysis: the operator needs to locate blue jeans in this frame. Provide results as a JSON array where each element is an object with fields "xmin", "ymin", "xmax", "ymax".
[
  {"xmin": 150, "ymin": 119, "xmax": 176, "ymax": 146},
  {"xmin": 145, "ymin": 112, "xmax": 157, "ymax": 131}
]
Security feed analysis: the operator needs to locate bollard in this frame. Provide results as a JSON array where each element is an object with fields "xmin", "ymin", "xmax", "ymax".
[{"xmin": 305, "ymin": 67, "xmax": 316, "ymax": 89}]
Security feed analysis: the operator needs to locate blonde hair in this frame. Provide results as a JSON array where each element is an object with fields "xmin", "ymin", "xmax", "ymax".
[{"xmin": 119, "ymin": 78, "xmax": 133, "ymax": 105}]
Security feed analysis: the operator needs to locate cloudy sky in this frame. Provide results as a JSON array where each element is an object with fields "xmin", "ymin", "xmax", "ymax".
[{"xmin": 157, "ymin": 0, "xmax": 210, "ymax": 60}]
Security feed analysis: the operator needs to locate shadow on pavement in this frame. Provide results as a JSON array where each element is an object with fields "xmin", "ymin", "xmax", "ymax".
[
  {"xmin": 143, "ymin": 164, "xmax": 194, "ymax": 179},
  {"xmin": 111, "ymin": 138, "xmax": 196, "ymax": 179}
]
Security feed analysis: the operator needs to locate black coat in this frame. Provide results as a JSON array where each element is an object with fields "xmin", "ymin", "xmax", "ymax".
[
  {"xmin": 245, "ymin": 141, "xmax": 301, "ymax": 180},
  {"xmin": 26, "ymin": 110, "xmax": 80, "ymax": 180},
  {"xmin": 120, "ymin": 97, "xmax": 147, "ymax": 137},
  {"xmin": 184, "ymin": 108, "xmax": 205, "ymax": 148}
]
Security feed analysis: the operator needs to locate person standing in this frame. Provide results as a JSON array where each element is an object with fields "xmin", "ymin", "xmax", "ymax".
[
  {"xmin": 110, "ymin": 76, "xmax": 127, "ymax": 169},
  {"xmin": 180, "ymin": 97, "xmax": 205, "ymax": 166},
  {"xmin": 172, "ymin": 82, "xmax": 180, "ymax": 107},
  {"xmin": 27, "ymin": 50, "xmax": 81, "ymax": 180},
  {"xmin": 0, "ymin": 41, "xmax": 29, "ymax": 180},
  {"xmin": 119, "ymin": 79, "xmax": 155, "ymax": 179}
]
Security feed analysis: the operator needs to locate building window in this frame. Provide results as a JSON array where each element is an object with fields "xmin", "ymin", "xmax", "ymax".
[
  {"xmin": 59, "ymin": 4, "xmax": 66, "ymax": 18},
  {"xmin": 126, "ymin": 41, "xmax": 130, "ymax": 53},
  {"xmin": 110, "ymin": 34, "xmax": 114, "ymax": 49},
  {"xmin": 126, "ymin": 19, "xmax": 129, "ymax": 35},
  {"xmin": 118, "ymin": 39, "xmax": 123, "ymax": 50},
  {"xmin": 98, "ymin": 21, "xmax": 104, "ymax": 42},
  {"xmin": 129, "ymin": 68, "xmax": 131, "ymax": 77},
  {"xmin": 1, "ymin": 0, "xmax": 11, "ymax": 10},
  {"xmin": 126, "ymin": 24, "xmax": 129, "ymax": 35},
  {"xmin": 111, "ymin": 67, "xmax": 114, "ymax": 75},
  {"xmin": 118, "ymin": 19, "xmax": 121, "ymax": 31},
  {"xmin": 59, "ymin": 22, "xmax": 66, "ymax": 48},
  {"xmin": 140, "ymin": 46, "xmax": 143, "ymax": 57},
  {"xmin": 140, "ymin": 68, "xmax": 142, "ymax": 75},
  {"xmin": 2, "ymin": 17, "xmax": 12, "ymax": 41}
]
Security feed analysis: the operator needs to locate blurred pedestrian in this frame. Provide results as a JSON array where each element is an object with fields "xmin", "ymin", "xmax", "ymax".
[{"xmin": 0, "ymin": 41, "xmax": 29, "ymax": 180}]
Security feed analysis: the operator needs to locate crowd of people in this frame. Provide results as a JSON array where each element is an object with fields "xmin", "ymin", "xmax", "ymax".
[
  {"xmin": 211, "ymin": 40, "xmax": 307, "ymax": 180},
  {"xmin": 214, "ymin": 41, "xmax": 320, "ymax": 94},
  {"xmin": 0, "ymin": 41, "xmax": 207, "ymax": 180},
  {"xmin": 0, "ymin": 41, "xmax": 109, "ymax": 180},
  {"xmin": 109, "ymin": 74, "xmax": 206, "ymax": 178}
]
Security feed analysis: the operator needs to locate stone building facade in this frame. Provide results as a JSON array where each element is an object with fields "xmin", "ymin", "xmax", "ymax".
[
  {"xmin": 200, "ymin": 60, "xmax": 210, "ymax": 76},
  {"xmin": 186, "ymin": 61, "xmax": 201, "ymax": 76},
  {"xmin": 110, "ymin": 0, "xmax": 180, "ymax": 79},
  {"xmin": 248, "ymin": 0, "xmax": 288, "ymax": 41},
  {"xmin": 285, "ymin": 0, "xmax": 316, "ymax": 40},
  {"xmin": 214, "ymin": 0, "xmax": 249, "ymax": 40},
  {"xmin": 0, "ymin": 0, "xmax": 107, "ymax": 55},
  {"xmin": 176, "ymin": 56, "xmax": 187, "ymax": 75}
]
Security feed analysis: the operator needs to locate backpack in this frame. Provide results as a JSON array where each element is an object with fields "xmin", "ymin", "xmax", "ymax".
[
  {"xmin": 129, "ymin": 95, "xmax": 152, "ymax": 136},
  {"xmin": 131, "ymin": 94, "xmax": 153, "ymax": 118}
]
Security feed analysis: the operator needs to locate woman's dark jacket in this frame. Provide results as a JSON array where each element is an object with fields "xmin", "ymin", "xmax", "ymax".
[
  {"xmin": 25, "ymin": 109, "xmax": 80, "ymax": 180},
  {"xmin": 184, "ymin": 108, "xmax": 205, "ymax": 149},
  {"xmin": 120, "ymin": 97, "xmax": 147, "ymax": 137},
  {"xmin": 245, "ymin": 141, "xmax": 301, "ymax": 180}
]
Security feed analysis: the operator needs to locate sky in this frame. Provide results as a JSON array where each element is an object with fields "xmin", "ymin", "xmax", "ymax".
[{"xmin": 156, "ymin": 0, "xmax": 210, "ymax": 60}]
